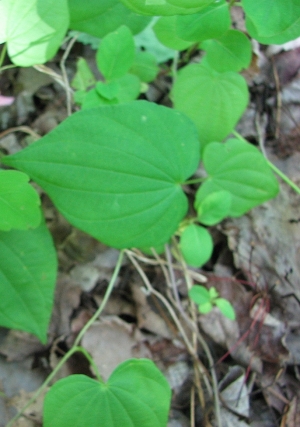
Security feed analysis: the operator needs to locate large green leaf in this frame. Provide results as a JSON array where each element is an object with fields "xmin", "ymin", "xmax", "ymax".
[
  {"xmin": 119, "ymin": 0, "xmax": 210, "ymax": 16},
  {"xmin": 3, "ymin": 101, "xmax": 200, "ymax": 249},
  {"xmin": 68, "ymin": 0, "xmax": 150, "ymax": 38},
  {"xmin": 242, "ymin": 0, "xmax": 300, "ymax": 44},
  {"xmin": 197, "ymin": 138, "xmax": 279, "ymax": 216},
  {"xmin": 0, "ymin": 0, "xmax": 69, "ymax": 66},
  {"xmin": 0, "ymin": 221, "xmax": 57, "ymax": 343},
  {"xmin": 0, "ymin": 170, "xmax": 41, "ymax": 231},
  {"xmin": 175, "ymin": 0, "xmax": 230, "ymax": 42},
  {"xmin": 44, "ymin": 359, "xmax": 171, "ymax": 427},
  {"xmin": 96, "ymin": 26, "xmax": 135, "ymax": 81},
  {"xmin": 201, "ymin": 29, "xmax": 252, "ymax": 72},
  {"xmin": 172, "ymin": 62, "xmax": 249, "ymax": 146}
]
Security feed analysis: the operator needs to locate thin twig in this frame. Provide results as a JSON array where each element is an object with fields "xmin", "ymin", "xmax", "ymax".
[
  {"xmin": 255, "ymin": 113, "xmax": 268, "ymax": 158},
  {"xmin": 180, "ymin": 256, "xmax": 222, "ymax": 427},
  {"xmin": 60, "ymin": 35, "xmax": 78, "ymax": 116},
  {"xmin": 126, "ymin": 249, "xmax": 196, "ymax": 356},
  {"xmin": 126, "ymin": 249, "xmax": 207, "ymax": 283},
  {"xmin": 271, "ymin": 56, "xmax": 282, "ymax": 139},
  {"xmin": 190, "ymin": 385, "xmax": 195, "ymax": 427},
  {"xmin": 126, "ymin": 249, "xmax": 213, "ymax": 397},
  {"xmin": 0, "ymin": 126, "xmax": 40, "ymax": 141}
]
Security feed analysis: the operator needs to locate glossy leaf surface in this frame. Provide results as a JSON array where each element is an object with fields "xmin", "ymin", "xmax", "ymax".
[
  {"xmin": 153, "ymin": 16, "xmax": 193, "ymax": 51},
  {"xmin": 0, "ymin": 0, "xmax": 69, "ymax": 66},
  {"xmin": 119, "ymin": 0, "xmax": 209, "ymax": 16},
  {"xmin": 176, "ymin": 0, "xmax": 230, "ymax": 42},
  {"xmin": 172, "ymin": 63, "xmax": 249, "ymax": 145},
  {"xmin": 3, "ymin": 101, "xmax": 200, "ymax": 249},
  {"xmin": 44, "ymin": 359, "xmax": 171, "ymax": 427},
  {"xmin": 199, "ymin": 138, "xmax": 279, "ymax": 216},
  {"xmin": 242, "ymin": 0, "xmax": 300, "ymax": 44},
  {"xmin": 0, "ymin": 170, "xmax": 41, "ymax": 231},
  {"xmin": 96, "ymin": 26, "xmax": 135, "ymax": 81},
  {"xmin": 196, "ymin": 190, "xmax": 231, "ymax": 225},
  {"xmin": 130, "ymin": 51, "xmax": 159, "ymax": 83},
  {"xmin": 0, "ymin": 221, "xmax": 57, "ymax": 342},
  {"xmin": 201, "ymin": 30, "xmax": 252, "ymax": 72},
  {"xmin": 68, "ymin": 0, "xmax": 150, "ymax": 38},
  {"xmin": 180, "ymin": 224, "xmax": 213, "ymax": 267}
]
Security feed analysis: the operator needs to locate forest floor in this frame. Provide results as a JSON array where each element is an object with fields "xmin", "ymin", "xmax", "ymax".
[{"xmin": 0, "ymin": 34, "xmax": 300, "ymax": 427}]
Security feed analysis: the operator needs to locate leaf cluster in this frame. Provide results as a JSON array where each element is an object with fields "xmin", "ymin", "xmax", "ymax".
[{"xmin": 0, "ymin": 0, "xmax": 298, "ymax": 425}]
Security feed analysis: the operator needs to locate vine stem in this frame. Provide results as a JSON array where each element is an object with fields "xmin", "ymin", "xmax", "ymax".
[
  {"xmin": 73, "ymin": 249, "xmax": 125, "ymax": 346},
  {"xmin": 232, "ymin": 130, "xmax": 300, "ymax": 194},
  {"xmin": 0, "ymin": 44, "xmax": 7, "ymax": 69},
  {"xmin": 6, "ymin": 250, "xmax": 125, "ymax": 427},
  {"xmin": 184, "ymin": 177, "xmax": 205, "ymax": 185}
]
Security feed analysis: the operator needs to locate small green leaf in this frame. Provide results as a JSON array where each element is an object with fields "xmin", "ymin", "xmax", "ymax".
[
  {"xmin": 83, "ymin": 75, "xmax": 141, "ymax": 107},
  {"xmin": 242, "ymin": 0, "xmax": 300, "ymax": 44},
  {"xmin": 215, "ymin": 298, "xmax": 235, "ymax": 320},
  {"xmin": 189, "ymin": 285, "xmax": 210, "ymax": 305},
  {"xmin": 201, "ymin": 138, "xmax": 279, "ymax": 216},
  {"xmin": 81, "ymin": 89, "xmax": 112, "ymax": 108},
  {"xmin": 44, "ymin": 359, "xmax": 171, "ymax": 427},
  {"xmin": 175, "ymin": 0, "xmax": 230, "ymax": 42},
  {"xmin": 130, "ymin": 51, "xmax": 159, "ymax": 83},
  {"xmin": 3, "ymin": 101, "xmax": 200, "ymax": 249},
  {"xmin": 180, "ymin": 224, "xmax": 213, "ymax": 267},
  {"xmin": 68, "ymin": 0, "xmax": 151, "ymax": 38},
  {"xmin": 208, "ymin": 286, "xmax": 219, "ymax": 299},
  {"xmin": 1, "ymin": 0, "xmax": 69, "ymax": 66},
  {"xmin": 153, "ymin": 16, "xmax": 194, "ymax": 50},
  {"xmin": 96, "ymin": 25, "xmax": 135, "ymax": 81},
  {"xmin": 172, "ymin": 62, "xmax": 249, "ymax": 146},
  {"xmin": 0, "ymin": 170, "xmax": 41, "ymax": 231},
  {"xmin": 196, "ymin": 189, "xmax": 231, "ymax": 225},
  {"xmin": 199, "ymin": 301, "xmax": 213, "ymax": 314},
  {"xmin": 201, "ymin": 30, "xmax": 252, "ymax": 73},
  {"xmin": 71, "ymin": 58, "xmax": 96, "ymax": 92},
  {"xmin": 113, "ymin": 74, "xmax": 141, "ymax": 102},
  {"xmin": 96, "ymin": 81, "xmax": 120, "ymax": 100},
  {"xmin": 0, "ymin": 221, "xmax": 57, "ymax": 342}
]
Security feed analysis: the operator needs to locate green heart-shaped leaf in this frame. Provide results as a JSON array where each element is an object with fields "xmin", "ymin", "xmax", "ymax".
[
  {"xmin": 196, "ymin": 190, "xmax": 231, "ymax": 225},
  {"xmin": 96, "ymin": 26, "xmax": 135, "ymax": 81},
  {"xmin": 172, "ymin": 63, "xmax": 249, "ymax": 146},
  {"xmin": 0, "ymin": 170, "xmax": 41, "ymax": 231},
  {"xmin": 3, "ymin": 101, "xmax": 200, "ymax": 249},
  {"xmin": 175, "ymin": 0, "xmax": 230, "ymax": 42},
  {"xmin": 201, "ymin": 29, "xmax": 252, "ymax": 73},
  {"xmin": 242, "ymin": 0, "xmax": 300, "ymax": 44},
  {"xmin": 43, "ymin": 358, "xmax": 171, "ymax": 427},
  {"xmin": 153, "ymin": 16, "xmax": 193, "ymax": 51},
  {"xmin": 0, "ymin": 221, "xmax": 57, "ymax": 342},
  {"xmin": 69, "ymin": 0, "xmax": 150, "ymax": 38},
  {"xmin": 0, "ymin": 0, "xmax": 69, "ymax": 66},
  {"xmin": 200, "ymin": 138, "xmax": 279, "ymax": 216}
]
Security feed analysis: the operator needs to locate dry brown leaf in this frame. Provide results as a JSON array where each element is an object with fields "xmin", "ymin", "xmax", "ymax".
[{"xmin": 81, "ymin": 316, "xmax": 151, "ymax": 380}]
